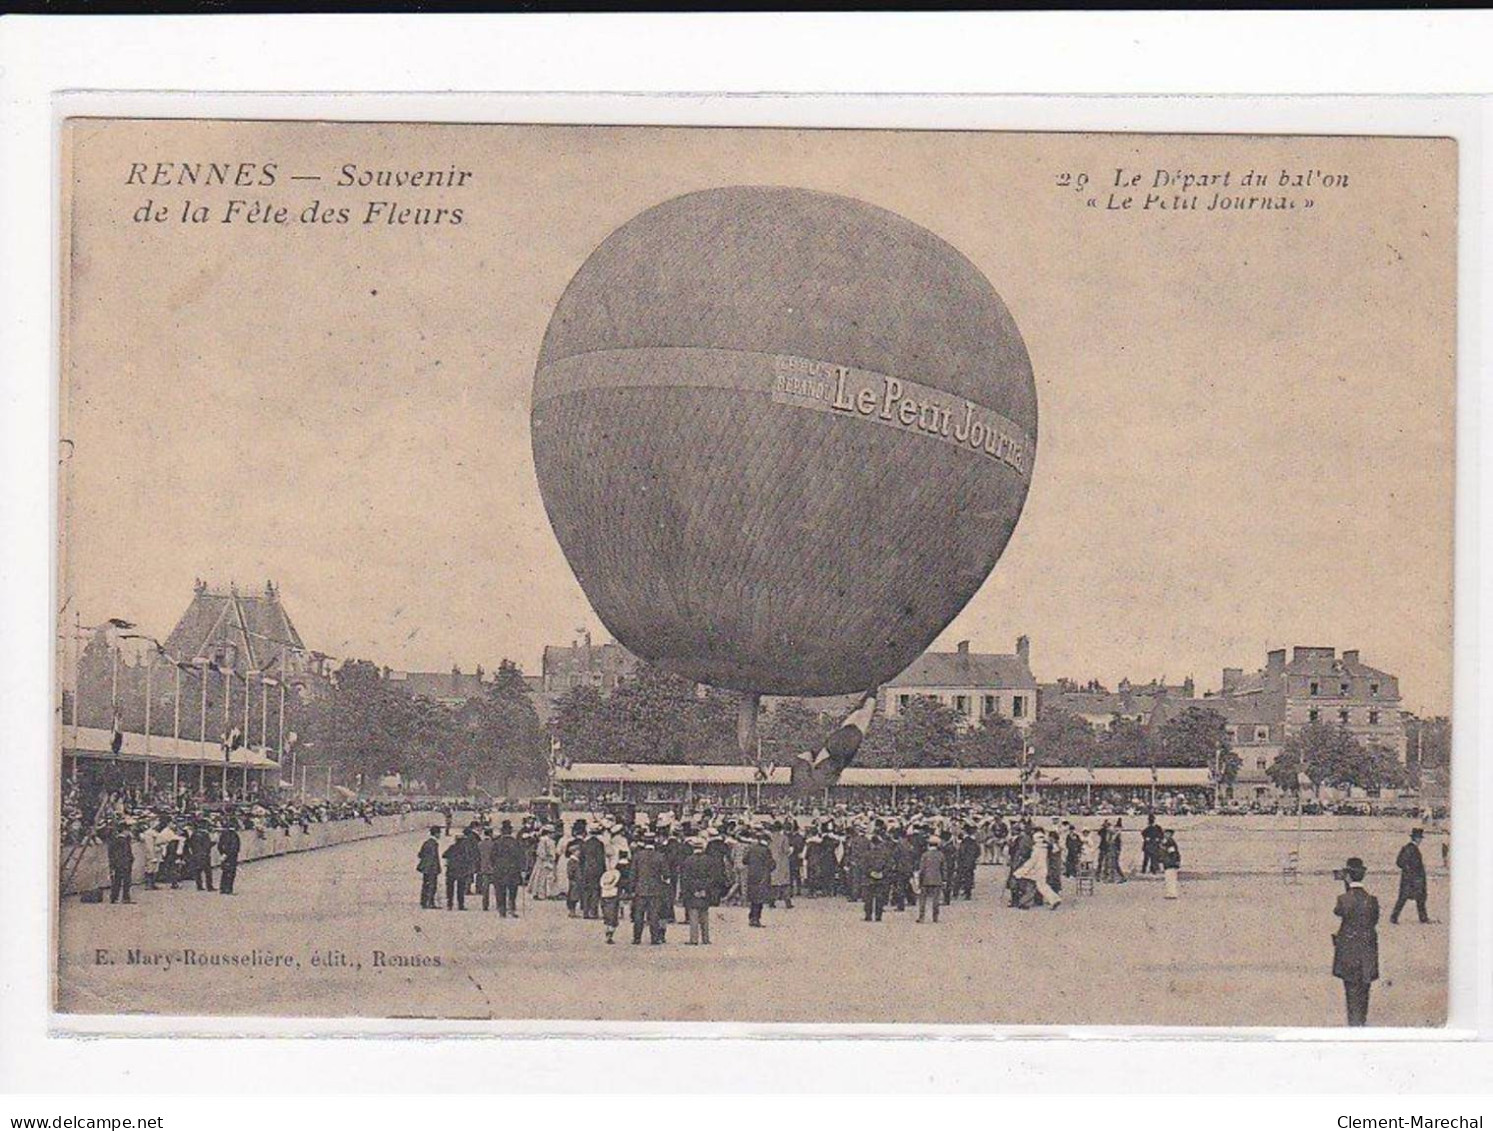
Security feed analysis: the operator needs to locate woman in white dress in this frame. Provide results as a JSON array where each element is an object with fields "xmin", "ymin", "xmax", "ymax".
[{"xmin": 528, "ymin": 828, "xmax": 560, "ymax": 900}]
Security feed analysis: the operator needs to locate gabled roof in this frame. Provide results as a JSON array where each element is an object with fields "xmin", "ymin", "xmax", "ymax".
[
  {"xmin": 886, "ymin": 651, "xmax": 1036, "ymax": 691},
  {"xmin": 162, "ymin": 582, "xmax": 305, "ymax": 674}
]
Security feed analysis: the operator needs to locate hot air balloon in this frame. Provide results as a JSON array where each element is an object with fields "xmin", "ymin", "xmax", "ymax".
[{"xmin": 531, "ymin": 185, "xmax": 1037, "ymax": 763}]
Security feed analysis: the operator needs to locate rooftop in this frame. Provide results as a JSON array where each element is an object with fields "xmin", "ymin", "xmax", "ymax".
[
  {"xmin": 885, "ymin": 645, "xmax": 1035, "ymax": 691},
  {"xmin": 161, "ymin": 580, "xmax": 305, "ymax": 675}
]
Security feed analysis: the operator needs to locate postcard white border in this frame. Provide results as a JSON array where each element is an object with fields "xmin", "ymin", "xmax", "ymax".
[{"xmin": 1, "ymin": 11, "xmax": 1490, "ymax": 1096}]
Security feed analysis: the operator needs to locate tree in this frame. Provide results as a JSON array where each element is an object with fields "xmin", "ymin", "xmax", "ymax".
[
  {"xmin": 489, "ymin": 658, "xmax": 530, "ymax": 699},
  {"xmin": 1285, "ymin": 721, "xmax": 1404, "ymax": 794},
  {"xmin": 1028, "ymin": 708, "xmax": 1097, "ymax": 768},
  {"xmin": 1403, "ymin": 714, "xmax": 1450, "ymax": 787},
  {"xmin": 1265, "ymin": 747, "xmax": 1304, "ymax": 798},
  {"xmin": 895, "ymin": 696, "xmax": 963, "ymax": 767},
  {"xmin": 1098, "ymin": 715, "xmax": 1152, "ymax": 768},
  {"xmin": 550, "ymin": 663, "xmax": 737, "ymax": 766},
  {"xmin": 858, "ymin": 695, "xmax": 960, "ymax": 768},
  {"xmin": 1156, "ymin": 705, "xmax": 1239, "ymax": 785},
  {"xmin": 301, "ymin": 659, "xmax": 434, "ymax": 784},
  {"xmin": 761, "ymin": 698, "xmax": 836, "ymax": 762},
  {"xmin": 452, "ymin": 670, "xmax": 549, "ymax": 796},
  {"xmin": 956, "ymin": 713, "xmax": 1023, "ymax": 767},
  {"xmin": 550, "ymin": 684, "xmax": 610, "ymax": 765}
]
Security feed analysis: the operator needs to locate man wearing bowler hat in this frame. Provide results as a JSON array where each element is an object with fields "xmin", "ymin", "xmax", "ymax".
[
  {"xmin": 417, "ymin": 826, "xmax": 442, "ymax": 909},
  {"xmin": 1332, "ymin": 856, "xmax": 1380, "ymax": 1027},
  {"xmin": 1390, "ymin": 828, "xmax": 1430, "ymax": 925}
]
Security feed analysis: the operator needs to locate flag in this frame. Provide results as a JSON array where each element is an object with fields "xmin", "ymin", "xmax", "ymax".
[{"xmin": 789, "ymin": 693, "xmax": 877, "ymax": 793}]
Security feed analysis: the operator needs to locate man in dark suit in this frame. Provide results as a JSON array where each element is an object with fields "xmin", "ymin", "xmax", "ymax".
[
  {"xmin": 443, "ymin": 827, "xmax": 477, "ymax": 910},
  {"xmin": 956, "ymin": 828, "xmax": 981, "ymax": 900},
  {"xmin": 187, "ymin": 822, "xmax": 215, "ymax": 891},
  {"xmin": 1333, "ymin": 856, "xmax": 1380, "ymax": 1027},
  {"xmin": 1064, "ymin": 825, "xmax": 1083, "ymax": 879},
  {"xmin": 860, "ymin": 827, "xmax": 892, "ymax": 922},
  {"xmin": 106, "ymin": 823, "xmax": 134, "ymax": 905},
  {"xmin": 492, "ymin": 820, "xmax": 526, "ymax": 917},
  {"xmin": 416, "ymin": 826, "xmax": 441, "ymax": 909},
  {"xmin": 1390, "ymin": 828, "xmax": 1430, "ymax": 924},
  {"xmin": 629, "ymin": 834, "xmax": 668, "ymax": 945},
  {"xmin": 579, "ymin": 824, "xmax": 607, "ymax": 920},
  {"xmin": 1141, "ymin": 815, "xmax": 1164, "ymax": 874},
  {"xmin": 217, "ymin": 819, "xmax": 242, "ymax": 895},
  {"xmin": 743, "ymin": 831, "xmax": 774, "ymax": 927}
]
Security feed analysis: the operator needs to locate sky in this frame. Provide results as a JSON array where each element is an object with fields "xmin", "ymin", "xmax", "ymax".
[{"xmin": 60, "ymin": 121, "xmax": 1457, "ymax": 713}]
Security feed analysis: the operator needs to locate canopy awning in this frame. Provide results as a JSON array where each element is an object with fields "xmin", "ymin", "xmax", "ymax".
[{"xmin": 62, "ymin": 725, "xmax": 281, "ymax": 770}]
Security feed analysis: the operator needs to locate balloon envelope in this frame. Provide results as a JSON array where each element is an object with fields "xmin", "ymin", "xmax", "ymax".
[{"xmin": 531, "ymin": 186, "xmax": 1037, "ymax": 697}]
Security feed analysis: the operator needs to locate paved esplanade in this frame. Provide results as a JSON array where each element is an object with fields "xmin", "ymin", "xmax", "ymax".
[{"xmin": 58, "ymin": 825, "xmax": 1447, "ymax": 1026}]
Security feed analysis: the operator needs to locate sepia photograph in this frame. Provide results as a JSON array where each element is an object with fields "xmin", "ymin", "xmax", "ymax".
[{"xmin": 54, "ymin": 118, "xmax": 1456, "ymax": 1029}]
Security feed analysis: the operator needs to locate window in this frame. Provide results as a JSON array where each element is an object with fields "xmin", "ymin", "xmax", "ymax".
[
  {"xmin": 1340, "ymin": 681, "xmax": 1350, "ymax": 696},
  {"xmin": 1255, "ymin": 726, "xmax": 1270, "ymax": 742},
  {"xmin": 1370, "ymin": 682, "xmax": 1380, "ymax": 697},
  {"xmin": 954, "ymin": 694, "xmax": 970, "ymax": 716},
  {"xmin": 1308, "ymin": 708, "xmax": 1320, "ymax": 723},
  {"xmin": 1256, "ymin": 757, "xmax": 1267, "ymax": 770},
  {"xmin": 1309, "ymin": 681, "xmax": 1320, "ymax": 696},
  {"xmin": 1368, "ymin": 710, "xmax": 1380, "ymax": 725},
  {"xmin": 1012, "ymin": 695, "xmax": 1026, "ymax": 719},
  {"xmin": 1338, "ymin": 709, "xmax": 1350, "ymax": 725},
  {"xmin": 897, "ymin": 694, "xmax": 910, "ymax": 712},
  {"xmin": 983, "ymin": 694, "xmax": 997, "ymax": 716}
]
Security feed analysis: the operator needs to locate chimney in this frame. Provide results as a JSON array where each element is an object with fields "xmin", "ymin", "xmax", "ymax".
[
  {"xmin": 1183, "ymin": 676, "xmax": 1195, "ymax": 698},
  {"xmin": 1016, "ymin": 635, "xmax": 1030, "ymax": 667},
  {"xmin": 1221, "ymin": 668, "xmax": 1243, "ymax": 693},
  {"xmin": 957, "ymin": 640, "xmax": 970, "ymax": 655},
  {"xmin": 1266, "ymin": 649, "xmax": 1286, "ymax": 675},
  {"xmin": 1343, "ymin": 649, "xmax": 1360, "ymax": 666}
]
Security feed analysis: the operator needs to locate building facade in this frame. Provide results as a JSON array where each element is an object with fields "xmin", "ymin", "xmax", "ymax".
[
  {"xmin": 1203, "ymin": 645, "xmax": 1407, "ymax": 799},
  {"xmin": 384, "ymin": 665, "xmax": 494, "ymax": 708},
  {"xmin": 1038, "ymin": 676, "xmax": 1196, "ymax": 730},
  {"xmin": 878, "ymin": 637, "xmax": 1038, "ymax": 729},
  {"xmin": 540, "ymin": 632, "xmax": 639, "ymax": 694}
]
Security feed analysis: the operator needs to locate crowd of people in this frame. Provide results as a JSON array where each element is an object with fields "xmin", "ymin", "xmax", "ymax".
[
  {"xmin": 66, "ymin": 781, "xmax": 1438, "ymax": 1028},
  {"xmin": 411, "ymin": 804, "xmax": 1194, "ymax": 942},
  {"xmin": 65, "ymin": 783, "xmax": 418, "ymax": 905},
  {"xmin": 63, "ymin": 781, "xmax": 414, "ymax": 847}
]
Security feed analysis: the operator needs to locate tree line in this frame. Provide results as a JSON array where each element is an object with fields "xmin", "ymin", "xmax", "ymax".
[
  {"xmin": 296, "ymin": 658, "xmax": 549, "ymax": 796},
  {"xmin": 550, "ymin": 662, "xmax": 1241, "ymax": 780}
]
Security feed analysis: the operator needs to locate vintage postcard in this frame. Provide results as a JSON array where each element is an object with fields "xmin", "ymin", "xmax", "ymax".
[{"xmin": 55, "ymin": 119, "xmax": 1455, "ymax": 1028}]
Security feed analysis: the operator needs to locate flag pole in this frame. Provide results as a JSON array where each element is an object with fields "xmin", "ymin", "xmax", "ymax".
[
  {"xmin": 199, "ymin": 660, "xmax": 208, "ymax": 752},
  {"xmin": 143, "ymin": 647, "xmax": 152, "ymax": 757},
  {"xmin": 278, "ymin": 681, "xmax": 286, "ymax": 790},
  {"xmin": 73, "ymin": 610, "xmax": 82, "ymax": 745}
]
